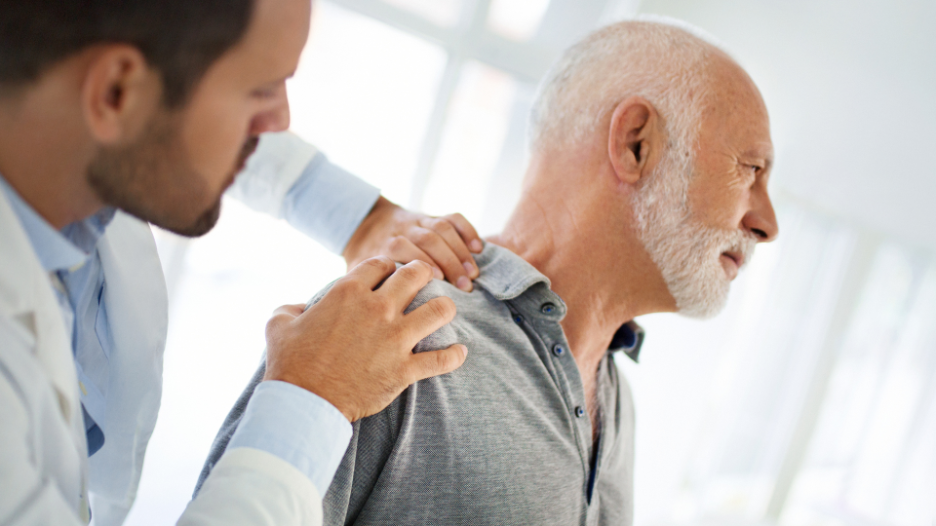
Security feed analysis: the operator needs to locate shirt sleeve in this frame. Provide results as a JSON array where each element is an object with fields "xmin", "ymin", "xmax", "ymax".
[
  {"xmin": 179, "ymin": 448, "xmax": 324, "ymax": 526},
  {"xmin": 225, "ymin": 381, "xmax": 353, "ymax": 497},
  {"xmin": 226, "ymin": 131, "xmax": 381, "ymax": 255},
  {"xmin": 281, "ymin": 153, "xmax": 381, "ymax": 255}
]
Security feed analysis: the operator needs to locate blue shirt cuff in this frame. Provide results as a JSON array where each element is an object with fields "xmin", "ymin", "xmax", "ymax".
[
  {"xmin": 282, "ymin": 153, "xmax": 381, "ymax": 255},
  {"xmin": 226, "ymin": 380, "xmax": 353, "ymax": 496}
]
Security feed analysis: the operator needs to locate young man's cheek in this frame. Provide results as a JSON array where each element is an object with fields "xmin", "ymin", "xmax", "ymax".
[{"xmin": 182, "ymin": 99, "xmax": 251, "ymax": 186}]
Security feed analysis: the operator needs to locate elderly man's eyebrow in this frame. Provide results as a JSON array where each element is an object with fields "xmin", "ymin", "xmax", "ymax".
[
  {"xmin": 741, "ymin": 147, "xmax": 773, "ymax": 168},
  {"xmin": 756, "ymin": 155, "xmax": 775, "ymax": 183}
]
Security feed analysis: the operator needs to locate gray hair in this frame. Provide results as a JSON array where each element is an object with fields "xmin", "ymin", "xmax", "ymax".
[{"xmin": 529, "ymin": 16, "xmax": 723, "ymax": 168}]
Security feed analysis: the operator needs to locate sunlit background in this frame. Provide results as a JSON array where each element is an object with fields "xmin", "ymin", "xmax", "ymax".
[{"xmin": 124, "ymin": 0, "xmax": 936, "ymax": 524}]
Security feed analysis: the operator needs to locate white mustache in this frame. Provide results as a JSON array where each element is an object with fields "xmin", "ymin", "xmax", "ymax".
[{"xmin": 721, "ymin": 231, "xmax": 758, "ymax": 268}]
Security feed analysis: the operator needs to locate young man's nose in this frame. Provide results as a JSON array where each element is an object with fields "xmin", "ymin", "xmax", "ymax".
[{"xmin": 251, "ymin": 91, "xmax": 290, "ymax": 135}]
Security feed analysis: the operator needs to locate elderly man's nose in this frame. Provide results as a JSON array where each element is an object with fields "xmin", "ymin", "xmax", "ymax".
[{"xmin": 744, "ymin": 191, "xmax": 779, "ymax": 242}]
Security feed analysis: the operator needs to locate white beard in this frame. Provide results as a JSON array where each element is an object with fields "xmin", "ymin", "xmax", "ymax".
[{"xmin": 632, "ymin": 148, "xmax": 757, "ymax": 319}]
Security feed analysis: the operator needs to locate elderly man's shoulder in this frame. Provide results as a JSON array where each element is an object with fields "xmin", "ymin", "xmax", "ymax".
[{"xmin": 306, "ymin": 269, "xmax": 503, "ymax": 354}]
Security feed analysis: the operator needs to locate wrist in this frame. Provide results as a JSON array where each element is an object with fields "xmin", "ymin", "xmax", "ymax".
[
  {"xmin": 263, "ymin": 370, "xmax": 356, "ymax": 422},
  {"xmin": 342, "ymin": 196, "xmax": 397, "ymax": 267},
  {"xmin": 229, "ymin": 380, "xmax": 354, "ymax": 494}
]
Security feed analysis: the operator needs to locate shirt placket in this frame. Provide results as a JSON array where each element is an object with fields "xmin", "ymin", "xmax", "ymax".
[{"xmin": 508, "ymin": 286, "xmax": 596, "ymax": 514}]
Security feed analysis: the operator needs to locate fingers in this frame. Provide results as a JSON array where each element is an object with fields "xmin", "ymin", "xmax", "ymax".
[
  {"xmin": 378, "ymin": 260, "xmax": 436, "ymax": 310},
  {"xmin": 440, "ymin": 213, "xmax": 483, "ymax": 253},
  {"xmin": 343, "ymin": 256, "xmax": 398, "ymax": 290},
  {"xmin": 385, "ymin": 236, "xmax": 444, "ymax": 280},
  {"xmin": 403, "ymin": 296, "xmax": 457, "ymax": 342},
  {"xmin": 408, "ymin": 225, "xmax": 474, "ymax": 292},
  {"xmin": 406, "ymin": 343, "xmax": 468, "ymax": 383},
  {"xmin": 419, "ymin": 218, "xmax": 479, "ymax": 281}
]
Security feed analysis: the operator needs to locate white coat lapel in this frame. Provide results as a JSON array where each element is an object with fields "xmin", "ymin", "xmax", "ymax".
[
  {"xmin": 87, "ymin": 212, "xmax": 168, "ymax": 524},
  {"xmin": 0, "ymin": 187, "xmax": 89, "ymax": 518},
  {"xmin": 0, "ymin": 188, "xmax": 83, "ymax": 432}
]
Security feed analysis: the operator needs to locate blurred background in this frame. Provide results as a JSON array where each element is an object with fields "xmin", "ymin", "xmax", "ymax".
[{"xmin": 124, "ymin": 0, "xmax": 936, "ymax": 524}]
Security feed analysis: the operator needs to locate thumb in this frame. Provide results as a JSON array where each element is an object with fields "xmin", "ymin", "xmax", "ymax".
[{"xmin": 406, "ymin": 344, "xmax": 468, "ymax": 383}]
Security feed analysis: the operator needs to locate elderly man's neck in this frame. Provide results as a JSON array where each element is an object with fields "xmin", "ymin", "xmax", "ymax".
[{"xmin": 488, "ymin": 153, "xmax": 675, "ymax": 367}]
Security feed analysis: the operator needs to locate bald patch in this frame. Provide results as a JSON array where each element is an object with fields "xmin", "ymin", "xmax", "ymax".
[{"xmin": 529, "ymin": 18, "xmax": 732, "ymax": 170}]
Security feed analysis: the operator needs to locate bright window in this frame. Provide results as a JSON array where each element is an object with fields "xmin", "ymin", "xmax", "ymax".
[
  {"xmin": 381, "ymin": 0, "xmax": 465, "ymax": 27},
  {"xmin": 290, "ymin": 1, "xmax": 447, "ymax": 204},
  {"xmin": 487, "ymin": 0, "xmax": 552, "ymax": 41},
  {"xmin": 781, "ymin": 248, "xmax": 936, "ymax": 526},
  {"xmin": 421, "ymin": 61, "xmax": 518, "ymax": 226}
]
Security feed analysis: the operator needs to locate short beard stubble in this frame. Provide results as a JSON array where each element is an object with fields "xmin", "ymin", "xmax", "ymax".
[{"xmin": 86, "ymin": 111, "xmax": 257, "ymax": 238}]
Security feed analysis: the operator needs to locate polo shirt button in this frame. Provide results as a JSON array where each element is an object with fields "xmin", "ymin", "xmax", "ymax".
[
  {"xmin": 552, "ymin": 344, "xmax": 565, "ymax": 356},
  {"xmin": 513, "ymin": 315, "xmax": 523, "ymax": 324},
  {"xmin": 575, "ymin": 406, "xmax": 586, "ymax": 418},
  {"xmin": 540, "ymin": 302, "xmax": 557, "ymax": 314}
]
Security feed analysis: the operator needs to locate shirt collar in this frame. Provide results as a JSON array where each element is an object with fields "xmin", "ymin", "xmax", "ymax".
[
  {"xmin": 0, "ymin": 174, "xmax": 116, "ymax": 273},
  {"xmin": 473, "ymin": 242, "xmax": 645, "ymax": 363}
]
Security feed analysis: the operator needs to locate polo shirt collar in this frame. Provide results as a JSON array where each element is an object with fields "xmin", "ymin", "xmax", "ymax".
[
  {"xmin": 0, "ymin": 174, "xmax": 116, "ymax": 273},
  {"xmin": 474, "ymin": 242, "xmax": 645, "ymax": 363},
  {"xmin": 609, "ymin": 321, "xmax": 644, "ymax": 363}
]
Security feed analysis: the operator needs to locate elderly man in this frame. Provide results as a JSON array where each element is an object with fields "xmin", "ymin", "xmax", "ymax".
[{"xmin": 198, "ymin": 18, "xmax": 778, "ymax": 525}]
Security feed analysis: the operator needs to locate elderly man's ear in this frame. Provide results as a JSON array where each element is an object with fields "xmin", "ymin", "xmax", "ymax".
[{"xmin": 607, "ymin": 96, "xmax": 665, "ymax": 186}]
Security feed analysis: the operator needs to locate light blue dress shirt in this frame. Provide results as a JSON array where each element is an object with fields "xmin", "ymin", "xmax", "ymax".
[{"xmin": 0, "ymin": 152, "xmax": 378, "ymax": 498}]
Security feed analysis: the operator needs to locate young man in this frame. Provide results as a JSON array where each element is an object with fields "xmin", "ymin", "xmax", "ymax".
[{"xmin": 0, "ymin": 0, "xmax": 480, "ymax": 524}]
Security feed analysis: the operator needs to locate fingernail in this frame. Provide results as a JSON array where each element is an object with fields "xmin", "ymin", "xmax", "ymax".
[
  {"xmin": 463, "ymin": 261, "xmax": 475, "ymax": 276},
  {"xmin": 461, "ymin": 344, "xmax": 468, "ymax": 357},
  {"xmin": 433, "ymin": 267, "xmax": 443, "ymax": 280},
  {"xmin": 456, "ymin": 276, "xmax": 472, "ymax": 292},
  {"xmin": 470, "ymin": 240, "xmax": 483, "ymax": 252}
]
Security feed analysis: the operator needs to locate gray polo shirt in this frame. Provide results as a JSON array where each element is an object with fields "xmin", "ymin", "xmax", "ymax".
[{"xmin": 196, "ymin": 243, "xmax": 644, "ymax": 526}]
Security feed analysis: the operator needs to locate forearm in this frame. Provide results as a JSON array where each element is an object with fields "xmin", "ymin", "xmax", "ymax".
[
  {"xmin": 226, "ymin": 131, "xmax": 380, "ymax": 255},
  {"xmin": 340, "ymin": 195, "xmax": 395, "ymax": 265},
  {"xmin": 223, "ymin": 381, "xmax": 352, "ymax": 494},
  {"xmin": 182, "ymin": 381, "xmax": 353, "ymax": 526},
  {"xmin": 179, "ymin": 448, "xmax": 323, "ymax": 526},
  {"xmin": 280, "ymin": 154, "xmax": 380, "ymax": 255},
  {"xmin": 228, "ymin": 131, "xmax": 482, "ymax": 285}
]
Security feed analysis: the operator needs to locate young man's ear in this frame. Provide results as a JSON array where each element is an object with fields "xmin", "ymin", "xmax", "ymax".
[
  {"xmin": 81, "ymin": 45, "xmax": 162, "ymax": 144},
  {"xmin": 607, "ymin": 96, "xmax": 663, "ymax": 186}
]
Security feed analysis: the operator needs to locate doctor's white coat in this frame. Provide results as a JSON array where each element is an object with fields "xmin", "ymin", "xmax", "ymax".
[{"xmin": 0, "ymin": 133, "xmax": 331, "ymax": 526}]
